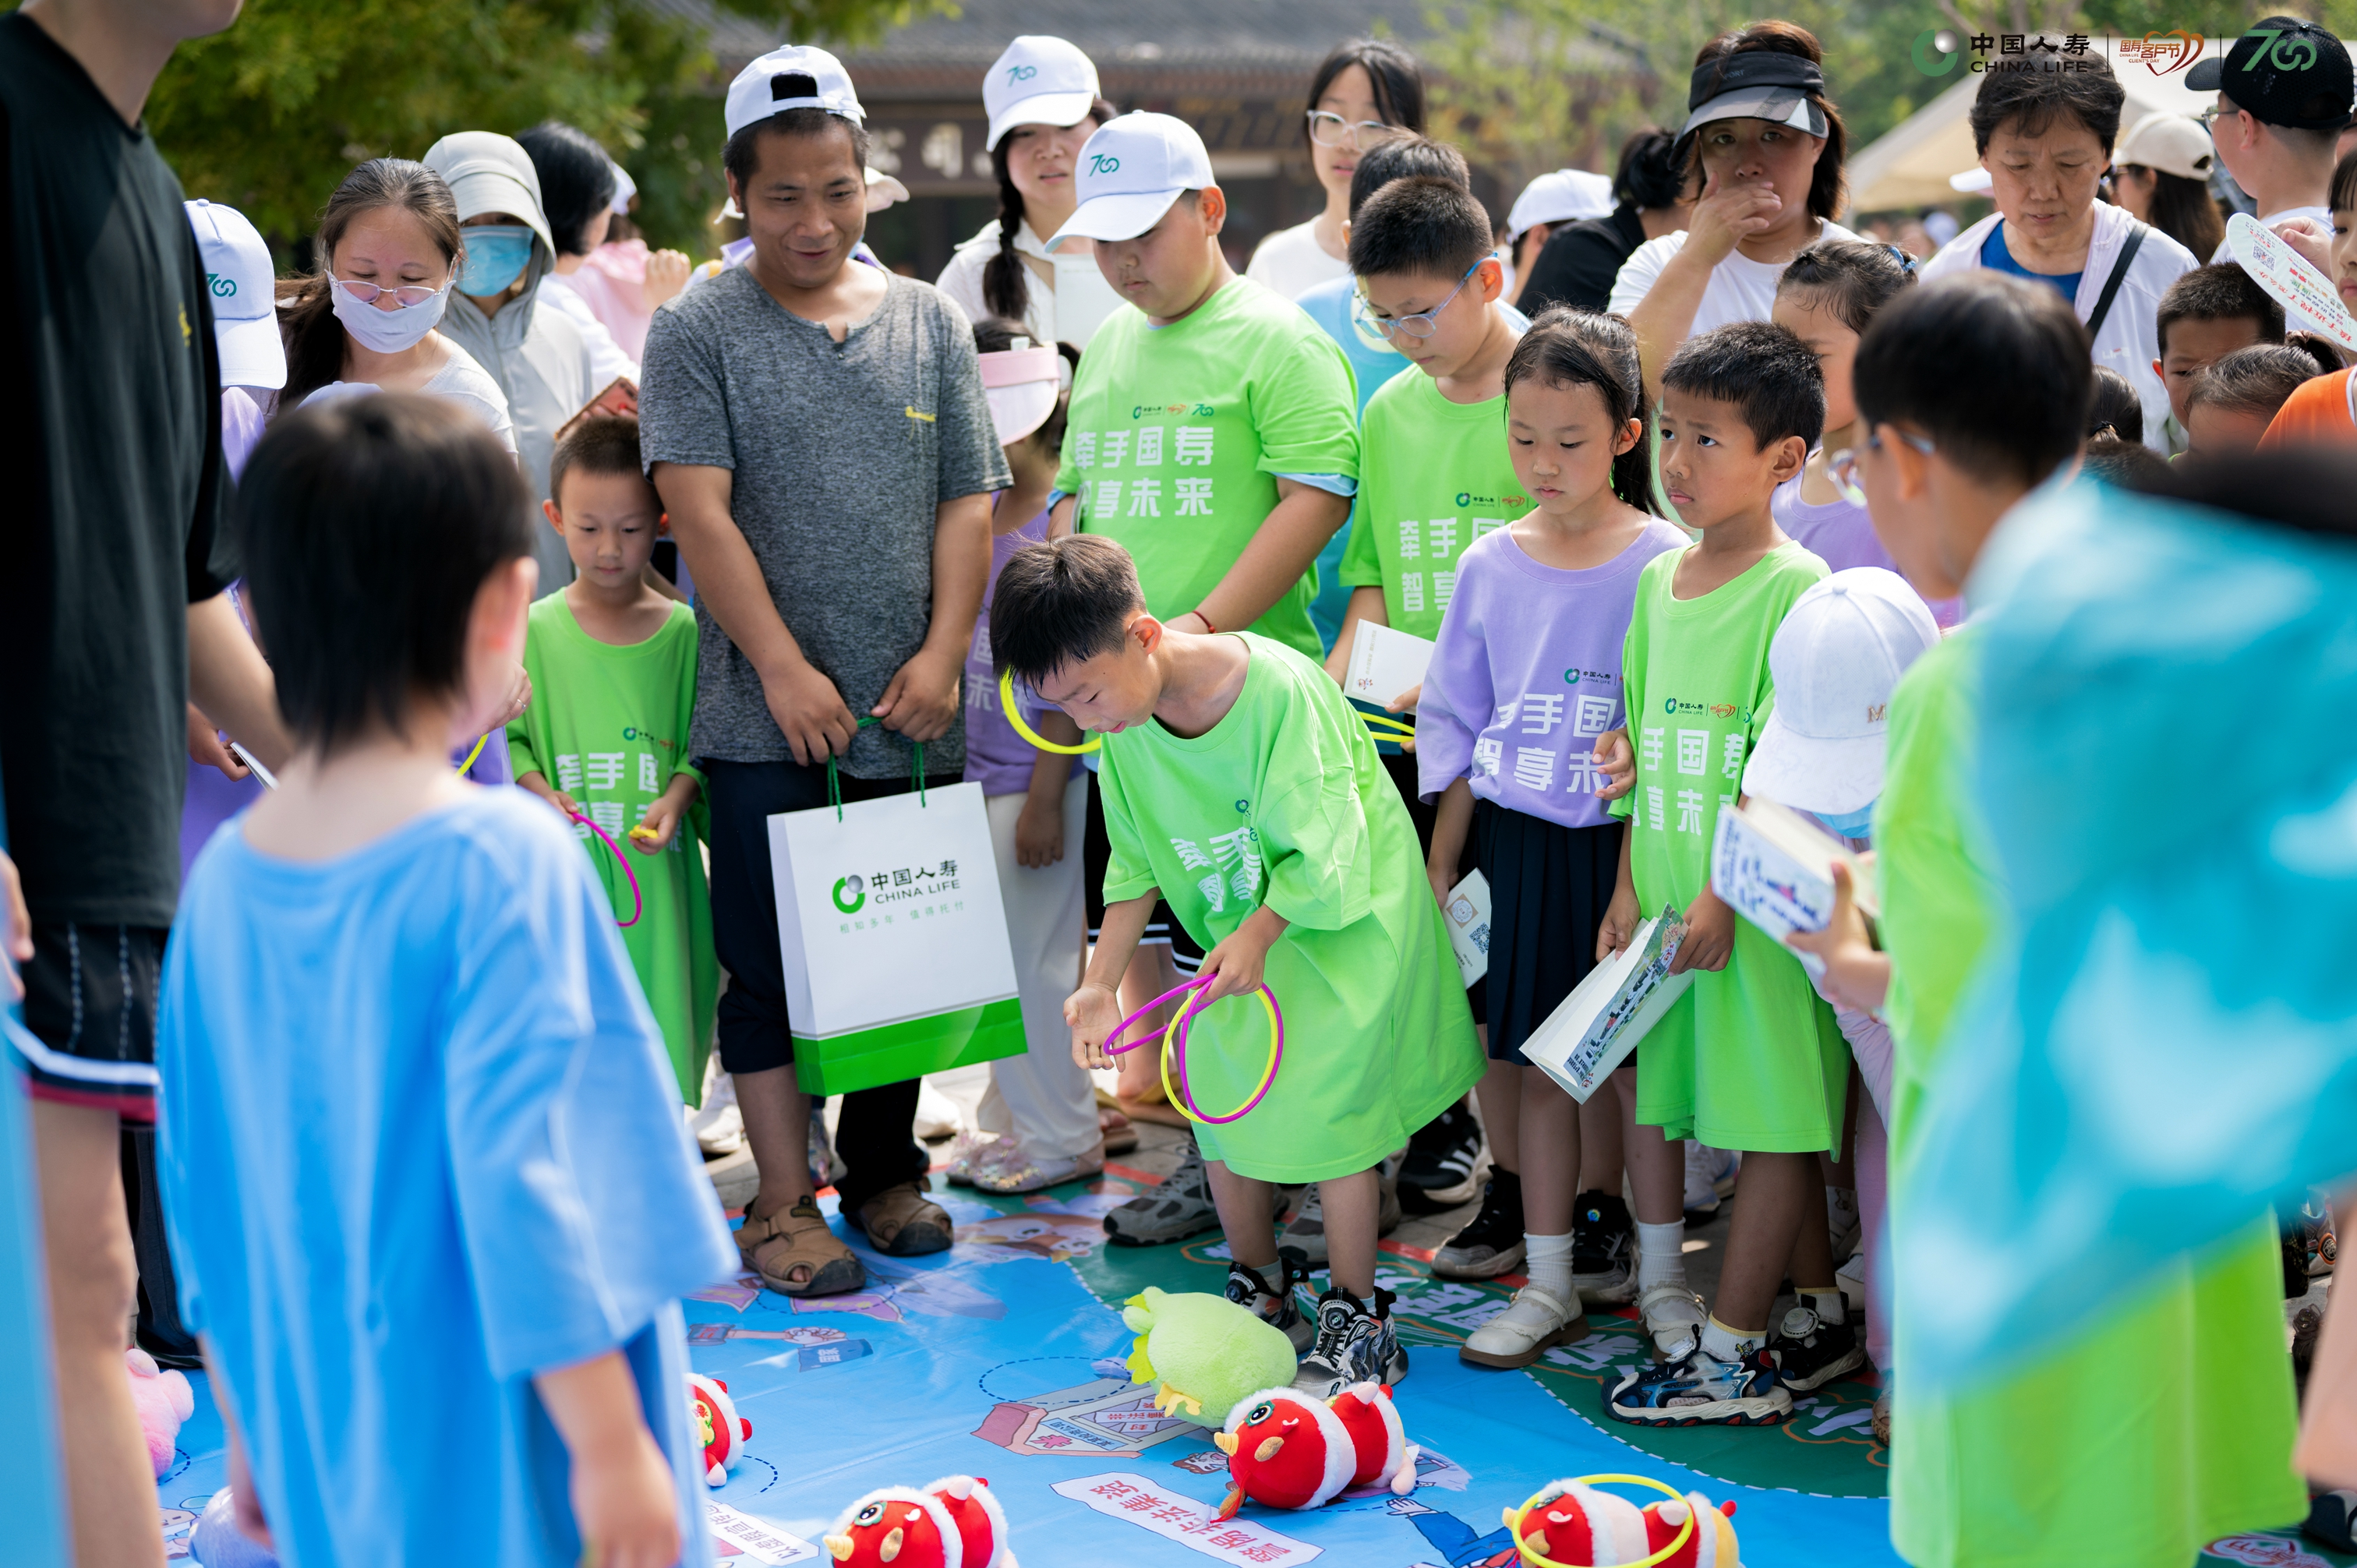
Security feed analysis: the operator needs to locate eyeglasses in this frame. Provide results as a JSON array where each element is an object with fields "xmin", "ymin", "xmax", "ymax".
[
  {"xmin": 1355, "ymin": 262, "xmax": 1482, "ymax": 341},
  {"xmin": 1825, "ymin": 426, "xmax": 1936, "ymax": 507},
  {"xmin": 334, "ymin": 277, "xmax": 445, "ymax": 309},
  {"xmin": 1306, "ymin": 111, "xmax": 1403, "ymax": 150}
]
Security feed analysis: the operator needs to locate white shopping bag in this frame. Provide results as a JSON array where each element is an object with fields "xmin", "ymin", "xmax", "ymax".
[{"xmin": 769, "ymin": 780, "xmax": 1024, "ymax": 1095}]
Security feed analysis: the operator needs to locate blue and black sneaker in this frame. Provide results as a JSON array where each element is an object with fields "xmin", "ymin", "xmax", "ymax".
[{"xmin": 1605, "ymin": 1333, "xmax": 1792, "ymax": 1427}]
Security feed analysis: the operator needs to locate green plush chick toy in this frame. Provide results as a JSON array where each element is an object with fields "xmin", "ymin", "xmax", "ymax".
[{"xmin": 1122, "ymin": 1287, "xmax": 1299, "ymax": 1428}]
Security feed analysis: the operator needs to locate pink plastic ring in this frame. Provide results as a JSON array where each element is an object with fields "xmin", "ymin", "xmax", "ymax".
[{"xmin": 569, "ymin": 811, "xmax": 644, "ymax": 928}]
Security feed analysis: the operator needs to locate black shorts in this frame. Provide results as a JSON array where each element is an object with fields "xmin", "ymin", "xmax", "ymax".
[
  {"xmin": 1082, "ymin": 770, "xmax": 1203, "ymax": 976},
  {"xmin": 1474, "ymin": 803, "xmax": 1622, "ymax": 1062},
  {"xmin": 10, "ymin": 922, "xmax": 166, "ymax": 1123}
]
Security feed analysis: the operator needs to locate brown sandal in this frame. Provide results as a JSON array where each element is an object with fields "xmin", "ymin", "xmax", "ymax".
[
  {"xmin": 737, "ymin": 1197, "xmax": 866, "ymax": 1297},
  {"xmin": 851, "ymin": 1181, "xmax": 955, "ymax": 1256}
]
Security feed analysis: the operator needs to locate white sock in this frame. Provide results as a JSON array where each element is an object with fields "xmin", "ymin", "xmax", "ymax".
[
  {"xmin": 1523, "ymin": 1231, "xmax": 1575, "ymax": 1301},
  {"xmin": 1798, "ymin": 1286, "xmax": 1846, "ymax": 1326},
  {"xmin": 1636, "ymin": 1220, "xmax": 1686, "ymax": 1290},
  {"xmin": 1699, "ymin": 1315, "xmax": 1764, "ymax": 1361}
]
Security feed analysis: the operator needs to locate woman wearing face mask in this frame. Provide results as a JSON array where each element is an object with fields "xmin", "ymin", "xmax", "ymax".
[
  {"xmin": 423, "ymin": 129, "xmax": 601, "ymax": 599},
  {"xmin": 272, "ymin": 157, "xmax": 515, "ymax": 451},
  {"xmin": 1610, "ymin": 21, "xmax": 1865, "ymax": 397},
  {"xmin": 935, "ymin": 35, "xmax": 1125, "ymax": 349}
]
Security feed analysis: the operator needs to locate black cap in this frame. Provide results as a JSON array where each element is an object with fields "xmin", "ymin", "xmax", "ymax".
[{"xmin": 2186, "ymin": 18, "xmax": 2353, "ymax": 130}]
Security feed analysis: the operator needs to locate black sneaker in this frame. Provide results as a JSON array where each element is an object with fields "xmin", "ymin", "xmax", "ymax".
[
  {"xmin": 1227, "ymin": 1251, "xmax": 1316, "ymax": 1352},
  {"xmin": 1102, "ymin": 1138, "xmax": 1220, "ymax": 1246},
  {"xmin": 1432, "ymin": 1170, "xmax": 1524, "ymax": 1280},
  {"xmin": 1768, "ymin": 1305, "xmax": 1866, "ymax": 1393},
  {"xmin": 1570, "ymin": 1188, "xmax": 1636, "ymax": 1305},
  {"xmin": 1292, "ymin": 1285, "xmax": 1407, "ymax": 1397},
  {"xmin": 1399, "ymin": 1098, "xmax": 1484, "ymax": 1212}
]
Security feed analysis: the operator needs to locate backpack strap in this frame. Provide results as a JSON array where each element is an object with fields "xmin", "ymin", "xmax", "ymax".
[{"xmin": 2083, "ymin": 220, "xmax": 2150, "ymax": 340}]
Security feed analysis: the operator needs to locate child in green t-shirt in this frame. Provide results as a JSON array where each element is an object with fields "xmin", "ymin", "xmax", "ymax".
[
  {"xmin": 1791, "ymin": 273, "xmax": 2302, "ymax": 1565},
  {"xmin": 1045, "ymin": 111, "xmax": 1363, "ymax": 1189},
  {"xmin": 992, "ymin": 534, "xmax": 1482, "ymax": 1398},
  {"xmin": 508, "ymin": 415, "xmax": 717, "ymax": 1105},
  {"xmin": 1599, "ymin": 321, "xmax": 1843, "ymax": 1429}
]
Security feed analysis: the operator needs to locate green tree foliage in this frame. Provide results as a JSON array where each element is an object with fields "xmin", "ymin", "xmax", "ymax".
[
  {"xmin": 1423, "ymin": 1, "xmax": 2338, "ymax": 213},
  {"xmin": 136, "ymin": 0, "xmax": 938, "ymax": 259}
]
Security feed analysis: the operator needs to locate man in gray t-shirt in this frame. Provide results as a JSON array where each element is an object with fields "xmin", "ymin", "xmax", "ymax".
[{"xmin": 643, "ymin": 45, "xmax": 1007, "ymax": 1298}]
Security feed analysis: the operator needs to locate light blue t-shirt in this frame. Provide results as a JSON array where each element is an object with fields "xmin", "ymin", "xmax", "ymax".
[
  {"xmin": 1979, "ymin": 224, "xmax": 2081, "ymax": 300},
  {"xmin": 158, "ymin": 787, "xmax": 737, "ymax": 1568},
  {"xmin": 1292, "ymin": 277, "xmax": 1531, "ymax": 648}
]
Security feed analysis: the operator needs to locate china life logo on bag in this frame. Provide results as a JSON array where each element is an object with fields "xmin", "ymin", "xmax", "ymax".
[{"xmin": 831, "ymin": 859, "xmax": 966, "ymax": 936}]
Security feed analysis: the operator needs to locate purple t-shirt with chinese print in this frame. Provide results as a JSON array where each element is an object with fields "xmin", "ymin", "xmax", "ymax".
[
  {"xmin": 963, "ymin": 508, "xmax": 1081, "ymax": 796},
  {"xmin": 1771, "ymin": 474, "xmax": 1962, "ymax": 628},
  {"xmin": 1417, "ymin": 517, "xmax": 1689, "ymax": 829}
]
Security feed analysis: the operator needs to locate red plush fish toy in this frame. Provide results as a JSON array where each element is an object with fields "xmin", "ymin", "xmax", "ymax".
[
  {"xmin": 1504, "ymin": 1477, "xmax": 1740, "ymax": 1566},
  {"xmin": 823, "ymin": 1477, "xmax": 1017, "ymax": 1568},
  {"xmin": 686, "ymin": 1373, "xmax": 751, "ymax": 1488},
  {"xmin": 1212, "ymin": 1383, "xmax": 1419, "ymax": 1519}
]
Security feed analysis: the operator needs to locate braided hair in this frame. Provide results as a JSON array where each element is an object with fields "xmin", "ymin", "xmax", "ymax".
[{"xmin": 983, "ymin": 96, "xmax": 1118, "ymax": 324}]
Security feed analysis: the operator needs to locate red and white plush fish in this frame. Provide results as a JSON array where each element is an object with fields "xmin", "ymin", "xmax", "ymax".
[
  {"xmin": 1327, "ymin": 1381, "xmax": 1419, "ymax": 1494},
  {"xmin": 1212, "ymin": 1388, "xmax": 1352, "ymax": 1518},
  {"xmin": 1504, "ymin": 1479, "xmax": 1740, "ymax": 1566},
  {"xmin": 823, "ymin": 1478, "xmax": 1019, "ymax": 1568},
  {"xmin": 687, "ymin": 1373, "xmax": 751, "ymax": 1488},
  {"xmin": 924, "ymin": 1475, "xmax": 1016, "ymax": 1568},
  {"xmin": 824, "ymin": 1487, "xmax": 960, "ymax": 1568}
]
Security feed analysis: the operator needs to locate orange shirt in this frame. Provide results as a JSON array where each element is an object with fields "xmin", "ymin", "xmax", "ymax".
[{"xmin": 2259, "ymin": 367, "xmax": 2357, "ymax": 447}]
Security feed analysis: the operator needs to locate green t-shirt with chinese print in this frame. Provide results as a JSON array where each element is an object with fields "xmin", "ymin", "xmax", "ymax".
[
  {"xmin": 507, "ymin": 594, "xmax": 717, "ymax": 1104},
  {"xmin": 1056, "ymin": 279, "xmax": 1360, "ymax": 658},
  {"xmin": 1095, "ymin": 633, "xmax": 1482, "ymax": 1181},
  {"xmin": 1340, "ymin": 363, "xmax": 1527, "ymax": 641},
  {"xmin": 1878, "ymin": 629, "xmax": 2303, "ymax": 1568},
  {"xmin": 1608, "ymin": 539, "xmax": 1847, "ymax": 1153}
]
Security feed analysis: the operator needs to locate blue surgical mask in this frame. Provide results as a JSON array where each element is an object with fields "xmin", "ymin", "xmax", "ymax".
[
  {"xmin": 458, "ymin": 225, "xmax": 535, "ymax": 297},
  {"xmin": 1815, "ymin": 801, "xmax": 1878, "ymax": 839}
]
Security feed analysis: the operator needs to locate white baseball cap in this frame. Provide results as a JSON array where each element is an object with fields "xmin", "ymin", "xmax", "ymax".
[
  {"xmin": 980, "ymin": 339, "xmax": 1062, "ymax": 444},
  {"xmin": 726, "ymin": 44, "xmax": 864, "ymax": 143},
  {"xmin": 1046, "ymin": 113, "xmax": 1216, "ymax": 248},
  {"xmin": 2115, "ymin": 111, "xmax": 2216, "ymax": 182},
  {"xmin": 1741, "ymin": 568, "xmax": 1941, "ymax": 814},
  {"xmin": 608, "ymin": 161, "xmax": 638, "ymax": 215},
  {"xmin": 185, "ymin": 199, "xmax": 286, "ymax": 390},
  {"xmin": 1506, "ymin": 169, "xmax": 1613, "ymax": 239},
  {"xmin": 984, "ymin": 36, "xmax": 1101, "ymax": 151}
]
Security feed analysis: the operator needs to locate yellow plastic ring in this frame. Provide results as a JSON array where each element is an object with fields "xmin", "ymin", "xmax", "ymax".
[
  {"xmin": 454, "ymin": 733, "xmax": 489, "ymax": 775},
  {"xmin": 1361, "ymin": 712, "xmax": 1416, "ymax": 736},
  {"xmin": 998, "ymin": 670, "xmax": 1101, "ymax": 754},
  {"xmin": 1158, "ymin": 982, "xmax": 1283, "ymax": 1126},
  {"xmin": 1509, "ymin": 1474, "xmax": 1697, "ymax": 1568}
]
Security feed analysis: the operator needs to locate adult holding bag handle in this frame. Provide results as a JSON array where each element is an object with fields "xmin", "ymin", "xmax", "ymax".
[
  {"xmin": 643, "ymin": 46, "xmax": 1009, "ymax": 1297},
  {"xmin": 1918, "ymin": 52, "xmax": 2196, "ymax": 453}
]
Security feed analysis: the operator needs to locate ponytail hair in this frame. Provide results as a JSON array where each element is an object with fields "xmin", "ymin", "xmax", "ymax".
[
  {"xmin": 983, "ymin": 97, "xmax": 1119, "ymax": 324},
  {"xmin": 1775, "ymin": 239, "xmax": 1916, "ymax": 334},
  {"xmin": 275, "ymin": 159, "xmax": 465, "ymax": 414},
  {"xmin": 1504, "ymin": 307, "xmax": 1663, "ymax": 517}
]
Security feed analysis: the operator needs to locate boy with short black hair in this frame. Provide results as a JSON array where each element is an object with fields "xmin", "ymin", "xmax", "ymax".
[
  {"xmin": 2153, "ymin": 263, "xmax": 2286, "ymax": 451},
  {"xmin": 1600, "ymin": 320, "xmax": 1848, "ymax": 1428},
  {"xmin": 2185, "ymin": 342, "xmax": 2323, "ymax": 454},
  {"xmin": 1805, "ymin": 267, "xmax": 2305, "ymax": 1568},
  {"xmin": 1047, "ymin": 111, "xmax": 1365, "ymax": 1243},
  {"xmin": 997, "ymin": 534, "xmax": 1481, "ymax": 1395},
  {"xmin": 159, "ymin": 393, "xmax": 733, "ymax": 1567},
  {"xmin": 510, "ymin": 412, "xmax": 716, "ymax": 1106}
]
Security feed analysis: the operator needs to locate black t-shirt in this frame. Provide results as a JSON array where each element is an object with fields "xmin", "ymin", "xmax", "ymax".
[
  {"xmin": 0, "ymin": 13, "xmax": 235, "ymax": 927},
  {"xmin": 1519, "ymin": 205, "xmax": 1651, "ymax": 317}
]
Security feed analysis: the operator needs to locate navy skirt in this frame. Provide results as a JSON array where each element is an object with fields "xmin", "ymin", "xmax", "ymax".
[{"xmin": 1472, "ymin": 800, "xmax": 1623, "ymax": 1062}]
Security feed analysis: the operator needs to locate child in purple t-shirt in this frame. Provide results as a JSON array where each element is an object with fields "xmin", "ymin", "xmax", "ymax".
[
  {"xmin": 954, "ymin": 323, "xmax": 1104, "ymax": 1193},
  {"xmin": 1770, "ymin": 242, "xmax": 1962, "ymax": 627},
  {"xmin": 1417, "ymin": 309, "xmax": 1687, "ymax": 1368}
]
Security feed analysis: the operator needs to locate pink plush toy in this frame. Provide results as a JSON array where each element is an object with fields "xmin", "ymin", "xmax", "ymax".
[{"xmin": 125, "ymin": 1347, "xmax": 193, "ymax": 1478}]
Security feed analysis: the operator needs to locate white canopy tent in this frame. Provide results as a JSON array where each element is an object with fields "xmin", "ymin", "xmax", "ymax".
[{"xmin": 1846, "ymin": 43, "xmax": 2248, "ymax": 216}]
